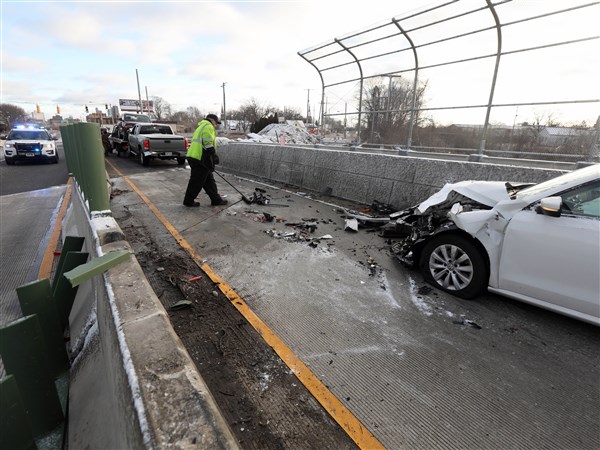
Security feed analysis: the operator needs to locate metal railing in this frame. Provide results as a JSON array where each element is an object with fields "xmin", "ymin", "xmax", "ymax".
[{"xmin": 298, "ymin": 0, "xmax": 599, "ymax": 161}]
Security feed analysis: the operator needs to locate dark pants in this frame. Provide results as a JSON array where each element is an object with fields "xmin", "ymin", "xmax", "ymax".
[{"xmin": 183, "ymin": 157, "xmax": 222, "ymax": 205}]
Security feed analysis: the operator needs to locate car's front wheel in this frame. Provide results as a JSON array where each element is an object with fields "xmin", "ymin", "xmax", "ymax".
[
  {"xmin": 5, "ymin": 157, "xmax": 15, "ymax": 165},
  {"xmin": 419, "ymin": 234, "xmax": 488, "ymax": 299}
]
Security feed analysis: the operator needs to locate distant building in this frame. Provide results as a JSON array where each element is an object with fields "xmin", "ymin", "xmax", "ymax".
[
  {"xmin": 32, "ymin": 111, "xmax": 45, "ymax": 122},
  {"xmin": 537, "ymin": 127, "xmax": 592, "ymax": 146},
  {"xmin": 86, "ymin": 110, "xmax": 115, "ymax": 127},
  {"xmin": 47, "ymin": 115, "xmax": 81, "ymax": 130}
]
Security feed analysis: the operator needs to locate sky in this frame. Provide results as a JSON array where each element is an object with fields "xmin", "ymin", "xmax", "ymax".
[{"xmin": 1, "ymin": 0, "xmax": 598, "ymax": 127}]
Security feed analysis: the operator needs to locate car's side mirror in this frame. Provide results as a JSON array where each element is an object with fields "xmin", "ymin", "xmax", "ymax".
[
  {"xmin": 536, "ymin": 196, "xmax": 562, "ymax": 217},
  {"xmin": 0, "ymin": 135, "xmax": 7, "ymax": 140}
]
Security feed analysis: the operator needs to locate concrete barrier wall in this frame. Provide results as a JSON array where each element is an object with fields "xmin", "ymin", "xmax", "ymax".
[
  {"xmin": 217, "ymin": 143, "xmax": 568, "ymax": 208},
  {"xmin": 63, "ymin": 184, "xmax": 238, "ymax": 449}
]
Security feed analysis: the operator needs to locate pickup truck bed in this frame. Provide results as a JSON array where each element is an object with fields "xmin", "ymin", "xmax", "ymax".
[{"xmin": 123, "ymin": 123, "xmax": 188, "ymax": 165}]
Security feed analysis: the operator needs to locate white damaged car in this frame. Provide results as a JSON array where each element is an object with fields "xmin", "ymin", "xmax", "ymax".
[{"xmin": 385, "ymin": 164, "xmax": 600, "ymax": 325}]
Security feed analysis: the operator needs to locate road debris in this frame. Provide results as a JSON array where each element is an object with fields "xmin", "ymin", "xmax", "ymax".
[
  {"xmin": 286, "ymin": 221, "xmax": 318, "ymax": 233},
  {"xmin": 344, "ymin": 218, "xmax": 359, "ymax": 232},
  {"xmin": 249, "ymin": 188, "xmax": 270, "ymax": 205},
  {"xmin": 170, "ymin": 300, "xmax": 192, "ymax": 311},
  {"xmin": 367, "ymin": 256, "xmax": 377, "ymax": 276},
  {"xmin": 453, "ymin": 319, "xmax": 483, "ymax": 329}
]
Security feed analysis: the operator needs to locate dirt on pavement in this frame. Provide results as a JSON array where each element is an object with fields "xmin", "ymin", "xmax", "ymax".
[{"xmin": 111, "ymin": 193, "xmax": 358, "ymax": 450}]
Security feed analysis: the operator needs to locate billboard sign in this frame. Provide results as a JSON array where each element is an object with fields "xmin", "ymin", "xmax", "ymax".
[{"xmin": 119, "ymin": 98, "xmax": 154, "ymax": 113}]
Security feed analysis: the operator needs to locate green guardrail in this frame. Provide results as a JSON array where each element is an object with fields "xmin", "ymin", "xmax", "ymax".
[
  {"xmin": 60, "ymin": 123, "xmax": 110, "ymax": 213},
  {"xmin": 0, "ymin": 235, "xmax": 130, "ymax": 449}
]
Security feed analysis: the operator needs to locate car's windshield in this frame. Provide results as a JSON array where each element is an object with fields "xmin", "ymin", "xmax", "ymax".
[
  {"xmin": 8, "ymin": 130, "xmax": 51, "ymax": 140},
  {"xmin": 515, "ymin": 165, "xmax": 600, "ymax": 199}
]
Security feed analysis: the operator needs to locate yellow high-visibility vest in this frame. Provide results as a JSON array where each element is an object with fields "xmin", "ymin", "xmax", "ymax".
[{"xmin": 186, "ymin": 119, "xmax": 216, "ymax": 160}]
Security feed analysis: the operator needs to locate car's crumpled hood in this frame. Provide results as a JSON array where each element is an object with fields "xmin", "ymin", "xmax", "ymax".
[{"xmin": 417, "ymin": 181, "xmax": 512, "ymax": 214}]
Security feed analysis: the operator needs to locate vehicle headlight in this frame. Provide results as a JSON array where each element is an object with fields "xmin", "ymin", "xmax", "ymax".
[
  {"xmin": 45, "ymin": 142, "xmax": 55, "ymax": 150},
  {"xmin": 4, "ymin": 143, "xmax": 15, "ymax": 149}
]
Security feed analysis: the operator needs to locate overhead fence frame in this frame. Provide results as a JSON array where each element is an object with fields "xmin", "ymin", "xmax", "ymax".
[{"xmin": 298, "ymin": 0, "xmax": 599, "ymax": 160}]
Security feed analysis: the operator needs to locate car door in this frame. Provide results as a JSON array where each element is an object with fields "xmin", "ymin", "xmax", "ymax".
[
  {"xmin": 128, "ymin": 125, "xmax": 139, "ymax": 152},
  {"xmin": 498, "ymin": 180, "xmax": 600, "ymax": 318}
]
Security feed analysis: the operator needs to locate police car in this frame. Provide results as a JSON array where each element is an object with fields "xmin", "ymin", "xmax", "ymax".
[{"xmin": 2, "ymin": 124, "xmax": 59, "ymax": 165}]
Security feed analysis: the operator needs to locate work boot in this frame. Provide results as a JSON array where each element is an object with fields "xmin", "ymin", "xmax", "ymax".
[{"xmin": 211, "ymin": 199, "xmax": 228, "ymax": 206}]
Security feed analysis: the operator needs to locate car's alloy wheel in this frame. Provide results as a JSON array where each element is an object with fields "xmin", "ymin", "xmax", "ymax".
[{"xmin": 419, "ymin": 234, "xmax": 487, "ymax": 299}]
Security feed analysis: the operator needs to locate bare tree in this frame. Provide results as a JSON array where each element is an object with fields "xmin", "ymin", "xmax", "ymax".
[
  {"xmin": 358, "ymin": 77, "xmax": 428, "ymax": 145},
  {"xmin": 281, "ymin": 106, "xmax": 303, "ymax": 121},
  {"xmin": 186, "ymin": 106, "xmax": 203, "ymax": 124},
  {"xmin": 0, "ymin": 103, "xmax": 28, "ymax": 131},
  {"xmin": 238, "ymin": 98, "xmax": 274, "ymax": 132},
  {"xmin": 152, "ymin": 96, "xmax": 172, "ymax": 120}
]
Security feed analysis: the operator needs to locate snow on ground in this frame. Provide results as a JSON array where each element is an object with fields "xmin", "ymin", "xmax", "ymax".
[{"xmin": 234, "ymin": 123, "xmax": 318, "ymax": 145}]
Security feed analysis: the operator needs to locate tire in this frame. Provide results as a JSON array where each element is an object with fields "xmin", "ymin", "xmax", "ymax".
[
  {"xmin": 140, "ymin": 148, "xmax": 149, "ymax": 166},
  {"xmin": 419, "ymin": 233, "xmax": 488, "ymax": 299},
  {"xmin": 5, "ymin": 157, "xmax": 15, "ymax": 165},
  {"xmin": 177, "ymin": 157, "xmax": 186, "ymax": 165},
  {"xmin": 52, "ymin": 154, "xmax": 59, "ymax": 164}
]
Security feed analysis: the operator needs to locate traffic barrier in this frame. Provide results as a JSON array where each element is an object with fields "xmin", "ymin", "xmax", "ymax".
[
  {"xmin": 216, "ymin": 142, "xmax": 568, "ymax": 209},
  {"xmin": 60, "ymin": 123, "xmax": 110, "ymax": 213},
  {"xmin": 57, "ymin": 128, "xmax": 239, "ymax": 448}
]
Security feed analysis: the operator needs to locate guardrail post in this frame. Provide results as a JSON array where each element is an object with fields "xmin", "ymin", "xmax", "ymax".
[
  {"xmin": 75, "ymin": 123, "xmax": 110, "ymax": 213},
  {"xmin": 60, "ymin": 123, "xmax": 110, "ymax": 214},
  {"xmin": 0, "ymin": 375, "xmax": 37, "ymax": 450},
  {"xmin": 0, "ymin": 315, "xmax": 64, "ymax": 437},
  {"xmin": 60, "ymin": 124, "xmax": 75, "ymax": 176},
  {"xmin": 16, "ymin": 279, "xmax": 70, "ymax": 377},
  {"xmin": 53, "ymin": 251, "xmax": 89, "ymax": 329},
  {"xmin": 52, "ymin": 236, "xmax": 86, "ymax": 288}
]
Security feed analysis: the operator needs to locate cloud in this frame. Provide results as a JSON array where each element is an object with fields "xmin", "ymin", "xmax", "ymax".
[
  {"xmin": 2, "ymin": 50, "xmax": 48, "ymax": 73},
  {"xmin": 2, "ymin": 0, "xmax": 597, "ymax": 123}
]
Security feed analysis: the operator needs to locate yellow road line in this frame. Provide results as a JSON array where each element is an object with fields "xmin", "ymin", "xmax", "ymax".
[
  {"xmin": 39, "ymin": 179, "xmax": 73, "ymax": 279},
  {"xmin": 106, "ymin": 159, "xmax": 385, "ymax": 450}
]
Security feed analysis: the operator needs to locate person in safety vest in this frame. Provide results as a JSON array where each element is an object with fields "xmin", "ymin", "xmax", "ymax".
[{"xmin": 183, "ymin": 114, "xmax": 228, "ymax": 207}]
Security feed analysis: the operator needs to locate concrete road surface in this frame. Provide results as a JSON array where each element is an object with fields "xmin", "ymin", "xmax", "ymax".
[{"xmin": 108, "ymin": 163, "xmax": 600, "ymax": 449}]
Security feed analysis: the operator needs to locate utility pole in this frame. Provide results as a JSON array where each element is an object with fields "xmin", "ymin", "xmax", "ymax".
[
  {"xmin": 136, "ymin": 69, "xmax": 143, "ymax": 114},
  {"xmin": 221, "ymin": 82, "xmax": 227, "ymax": 130},
  {"xmin": 306, "ymin": 89, "xmax": 311, "ymax": 125},
  {"xmin": 344, "ymin": 102, "xmax": 347, "ymax": 139},
  {"xmin": 508, "ymin": 107, "xmax": 519, "ymax": 152},
  {"xmin": 145, "ymin": 86, "xmax": 150, "ymax": 116}
]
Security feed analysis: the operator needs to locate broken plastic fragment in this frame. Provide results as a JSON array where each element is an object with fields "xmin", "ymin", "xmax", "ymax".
[
  {"xmin": 188, "ymin": 275, "xmax": 202, "ymax": 282},
  {"xmin": 170, "ymin": 300, "xmax": 192, "ymax": 311},
  {"xmin": 344, "ymin": 218, "xmax": 359, "ymax": 232}
]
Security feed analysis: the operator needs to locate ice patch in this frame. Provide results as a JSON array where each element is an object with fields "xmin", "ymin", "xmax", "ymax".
[{"xmin": 408, "ymin": 277, "xmax": 433, "ymax": 316}]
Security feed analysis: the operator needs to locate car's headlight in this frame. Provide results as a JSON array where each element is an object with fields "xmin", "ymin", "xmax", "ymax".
[
  {"xmin": 4, "ymin": 143, "xmax": 15, "ymax": 149},
  {"xmin": 44, "ymin": 142, "xmax": 55, "ymax": 150}
]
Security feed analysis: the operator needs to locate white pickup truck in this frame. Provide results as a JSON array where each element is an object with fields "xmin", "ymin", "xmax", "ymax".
[{"xmin": 127, "ymin": 123, "xmax": 188, "ymax": 166}]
